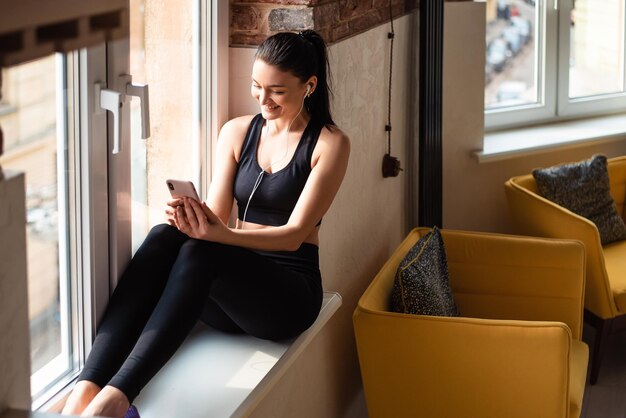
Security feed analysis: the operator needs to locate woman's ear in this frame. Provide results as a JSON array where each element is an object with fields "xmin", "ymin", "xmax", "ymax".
[{"xmin": 305, "ymin": 76, "xmax": 318, "ymax": 96}]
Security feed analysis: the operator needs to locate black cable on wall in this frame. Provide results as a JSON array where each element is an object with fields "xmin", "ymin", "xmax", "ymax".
[
  {"xmin": 418, "ymin": 0, "xmax": 444, "ymax": 227},
  {"xmin": 381, "ymin": 0, "xmax": 402, "ymax": 178}
]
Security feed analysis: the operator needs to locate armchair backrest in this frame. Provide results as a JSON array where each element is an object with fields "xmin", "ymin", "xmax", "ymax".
[
  {"xmin": 358, "ymin": 228, "xmax": 585, "ymax": 339},
  {"xmin": 442, "ymin": 229, "xmax": 585, "ymax": 340}
]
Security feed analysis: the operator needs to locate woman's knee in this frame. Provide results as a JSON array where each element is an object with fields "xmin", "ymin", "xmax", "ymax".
[
  {"xmin": 177, "ymin": 239, "xmax": 232, "ymax": 262},
  {"xmin": 147, "ymin": 223, "xmax": 183, "ymax": 240},
  {"xmin": 168, "ymin": 239, "xmax": 222, "ymax": 283},
  {"xmin": 140, "ymin": 224, "xmax": 187, "ymax": 249}
]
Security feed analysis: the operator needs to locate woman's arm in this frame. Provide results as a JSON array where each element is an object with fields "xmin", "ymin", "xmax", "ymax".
[
  {"xmin": 205, "ymin": 117, "xmax": 251, "ymax": 224},
  {"xmin": 166, "ymin": 116, "xmax": 252, "ymax": 225},
  {"xmin": 176, "ymin": 127, "xmax": 351, "ymax": 251}
]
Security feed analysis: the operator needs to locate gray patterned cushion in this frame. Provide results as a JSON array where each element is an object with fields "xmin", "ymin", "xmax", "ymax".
[
  {"xmin": 533, "ymin": 154, "xmax": 626, "ymax": 245},
  {"xmin": 390, "ymin": 227, "xmax": 459, "ymax": 316}
]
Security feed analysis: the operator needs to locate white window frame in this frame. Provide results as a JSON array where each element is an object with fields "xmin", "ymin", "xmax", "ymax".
[
  {"xmin": 486, "ymin": 0, "xmax": 626, "ymax": 131},
  {"xmin": 30, "ymin": 53, "xmax": 80, "ymax": 408},
  {"xmin": 32, "ymin": 45, "xmax": 113, "ymax": 410},
  {"xmin": 206, "ymin": 0, "xmax": 229, "ymax": 192}
]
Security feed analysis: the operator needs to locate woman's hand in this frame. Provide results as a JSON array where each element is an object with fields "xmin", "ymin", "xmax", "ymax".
[
  {"xmin": 165, "ymin": 198, "xmax": 183, "ymax": 227},
  {"xmin": 174, "ymin": 197, "xmax": 231, "ymax": 242}
]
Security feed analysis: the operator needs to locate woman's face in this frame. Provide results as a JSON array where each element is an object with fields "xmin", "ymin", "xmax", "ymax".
[{"xmin": 251, "ymin": 59, "xmax": 310, "ymax": 121}]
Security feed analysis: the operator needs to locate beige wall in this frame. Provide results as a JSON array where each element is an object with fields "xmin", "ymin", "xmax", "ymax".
[
  {"xmin": 443, "ymin": 2, "xmax": 626, "ymax": 234},
  {"xmin": 143, "ymin": 0, "xmax": 196, "ymax": 227},
  {"xmin": 230, "ymin": 14, "xmax": 415, "ymax": 418}
]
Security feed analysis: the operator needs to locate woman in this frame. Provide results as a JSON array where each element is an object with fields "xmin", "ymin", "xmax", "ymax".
[{"xmin": 61, "ymin": 29, "xmax": 350, "ymax": 418}]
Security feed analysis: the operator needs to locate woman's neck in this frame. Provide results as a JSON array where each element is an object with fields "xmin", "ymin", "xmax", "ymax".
[{"xmin": 266, "ymin": 111, "xmax": 310, "ymax": 135}]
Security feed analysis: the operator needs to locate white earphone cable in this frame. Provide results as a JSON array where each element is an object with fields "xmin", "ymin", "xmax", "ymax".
[{"xmin": 240, "ymin": 87, "xmax": 309, "ymax": 230}]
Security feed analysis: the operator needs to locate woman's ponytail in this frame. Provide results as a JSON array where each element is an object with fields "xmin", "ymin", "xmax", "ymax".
[{"xmin": 299, "ymin": 30, "xmax": 334, "ymax": 127}]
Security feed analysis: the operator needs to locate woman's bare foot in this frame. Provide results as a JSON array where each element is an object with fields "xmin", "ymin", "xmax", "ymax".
[
  {"xmin": 80, "ymin": 385, "xmax": 130, "ymax": 418},
  {"xmin": 62, "ymin": 381, "xmax": 101, "ymax": 415}
]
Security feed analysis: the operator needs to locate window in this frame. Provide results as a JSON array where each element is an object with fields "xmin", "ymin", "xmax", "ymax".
[
  {"xmin": 0, "ymin": 0, "xmax": 219, "ymax": 408},
  {"xmin": 9, "ymin": 0, "xmax": 214, "ymax": 409},
  {"xmin": 0, "ymin": 54, "xmax": 87, "ymax": 408},
  {"xmin": 485, "ymin": 0, "xmax": 626, "ymax": 130}
]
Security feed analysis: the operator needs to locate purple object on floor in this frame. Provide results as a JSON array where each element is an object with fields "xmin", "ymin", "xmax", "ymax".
[{"xmin": 124, "ymin": 405, "xmax": 141, "ymax": 418}]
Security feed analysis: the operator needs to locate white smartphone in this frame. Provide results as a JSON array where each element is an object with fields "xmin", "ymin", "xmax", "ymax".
[{"xmin": 166, "ymin": 179, "xmax": 200, "ymax": 201}]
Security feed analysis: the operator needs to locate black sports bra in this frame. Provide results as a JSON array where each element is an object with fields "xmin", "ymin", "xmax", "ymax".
[{"xmin": 233, "ymin": 114, "xmax": 324, "ymax": 226}]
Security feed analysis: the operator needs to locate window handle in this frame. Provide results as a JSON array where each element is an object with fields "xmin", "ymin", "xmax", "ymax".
[
  {"xmin": 95, "ymin": 82, "xmax": 123, "ymax": 154},
  {"xmin": 120, "ymin": 74, "xmax": 151, "ymax": 139}
]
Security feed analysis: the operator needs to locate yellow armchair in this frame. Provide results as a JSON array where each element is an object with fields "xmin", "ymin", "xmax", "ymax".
[
  {"xmin": 505, "ymin": 155, "xmax": 626, "ymax": 384},
  {"xmin": 353, "ymin": 228, "xmax": 588, "ymax": 418}
]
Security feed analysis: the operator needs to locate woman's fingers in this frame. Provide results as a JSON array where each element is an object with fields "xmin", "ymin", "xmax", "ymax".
[
  {"xmin": 188, "ymin": 199, "xmax": 209, "ymax": 226},
  {"xmin": 174, "ymin": 206, "xmax": 188, "ymax": 231},
  {"xmin": 165, "ymin": 206, "xmax": 176, "ymax": 219},
  {"xmin": 182, "ymin": 198, "xmax": 200, "ymax": 229},
  {"xmin": 165, "ymin": 208, "xmax": 176, "ymax": 226},
  {"xmin": 167, "ymin": 198, "xmax": 183, "ymax": 207},
  {"xmin": 169, "ymin": 198, "xmax": 214, "ymax": 239}
]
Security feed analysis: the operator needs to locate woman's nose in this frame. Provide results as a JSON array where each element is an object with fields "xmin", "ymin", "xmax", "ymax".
[{"xmin": 259, "ymin": 89, "xmax": 269, "ymax": 104}]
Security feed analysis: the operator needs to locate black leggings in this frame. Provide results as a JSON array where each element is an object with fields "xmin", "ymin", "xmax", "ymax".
[{"xmin": 78, "ymin": 224, "xmax": 322, "ymax": 402}]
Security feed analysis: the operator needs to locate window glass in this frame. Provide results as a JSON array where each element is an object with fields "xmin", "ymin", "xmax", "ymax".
[
  {"xmin": 0, "ymin": 56, "xmax": 72, "ymax": 394},
  {"xmin": 485, "ymin": 0, "xmax": 539, "ymax": 109},
  {"xmin": 569, "ymin": 0, "xmax": 625, "ymax": 98}
]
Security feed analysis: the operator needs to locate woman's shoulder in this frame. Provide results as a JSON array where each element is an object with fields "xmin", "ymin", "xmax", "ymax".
[
  {"xmin": 311, "ymin": 124, "xmax": 350, "ymax": 168},
  {"xmin": 217, "ymin": 115, "xmax": 259, "ymax": 161},
  {"xmin": 220, "ymin": 114, "xmax": 258, "ymax": 137},
  {"xmin": 318, "ymin": 124, "xmax": 350, "ymax": 151},
  {"xmin": 218, "ymin": 115, "xmax": 259, "ymax": 148}
]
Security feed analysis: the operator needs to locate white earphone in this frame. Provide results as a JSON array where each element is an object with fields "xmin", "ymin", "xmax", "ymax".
[{"xmin": 305, "ymin": 84, "xmax": 311, "ymax": 97}]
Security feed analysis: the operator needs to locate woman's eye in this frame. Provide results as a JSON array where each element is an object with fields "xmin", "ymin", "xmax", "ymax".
[{"xmin": 272, "ymin": 91, "xmax": 285, "ymax": 95}]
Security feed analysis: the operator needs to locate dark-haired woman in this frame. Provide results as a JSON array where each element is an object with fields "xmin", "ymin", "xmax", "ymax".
[{"xmin": 62, "ymin": 30, "xmax": 350, "ymax": 418}]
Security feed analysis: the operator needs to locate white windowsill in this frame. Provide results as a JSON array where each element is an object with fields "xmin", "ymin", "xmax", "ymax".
[
  {"xmin": 474, "ymin": 113, "xmax": 626, "ymax": 163},
  {"xmin": 131, "ymin": 291, "xmax": 342, "ymax": 418},
  {"xmin": 5, "ymin": 293, "xmax": 341, "ymax": 418}
]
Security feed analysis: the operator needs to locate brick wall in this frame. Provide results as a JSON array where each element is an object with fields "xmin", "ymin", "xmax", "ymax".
[{"xmin": 230, "ymin": 0, "xmax": 419, "ymax": 46}]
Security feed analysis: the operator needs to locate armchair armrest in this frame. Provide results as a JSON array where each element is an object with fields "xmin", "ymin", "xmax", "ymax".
[
  {"xmin": 505, "ymin": 177, "xmax": 616, "ymax": 318},
  {"xmin": 437, "ymin": 228, "xmax": 586, "ymax": 340},
  {"xmin": 353, "ymin": 310, "xmax": 573, "ymax": 418}
]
